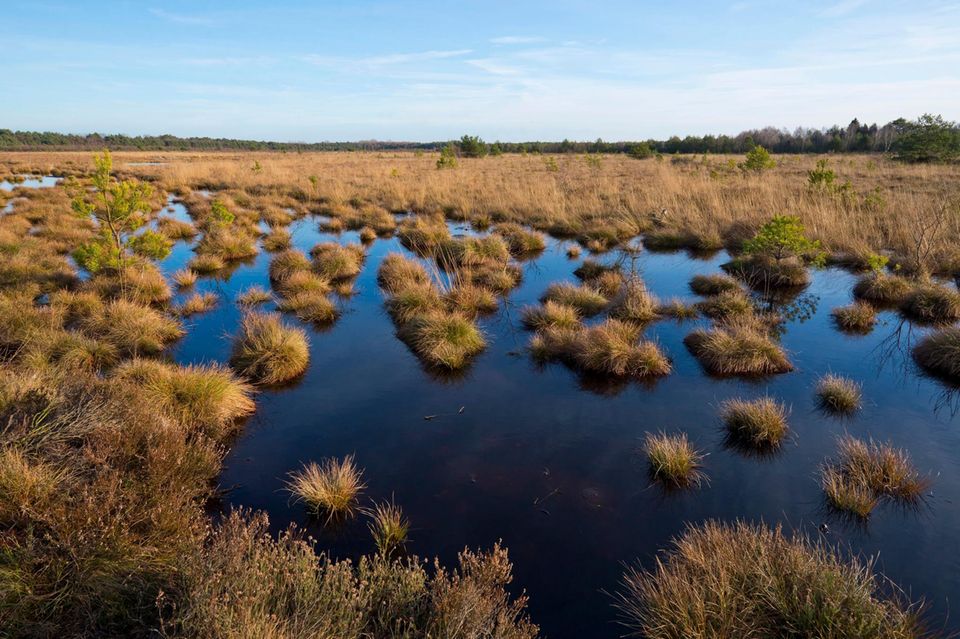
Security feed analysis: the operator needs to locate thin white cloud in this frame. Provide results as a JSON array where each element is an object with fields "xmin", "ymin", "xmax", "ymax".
[
  {"xmin": 490, "ymin": 36, "xmax": 545, "ymax": 45},
  {"xmin": 148, "ymin": 8, "xmax": 214, "ymax": 26},
  {"xmin": 303, "ymin": 49, "xmax": 472, "ymax": 69},
  {"xmin": 819, "ymin": 0, "xmax": 870, "ymax": 17}
]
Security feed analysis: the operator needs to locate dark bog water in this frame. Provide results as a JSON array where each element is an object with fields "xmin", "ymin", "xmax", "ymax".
[{"xmin": 158, "ymin": 200, "xmax": 960, "ymax": 638}]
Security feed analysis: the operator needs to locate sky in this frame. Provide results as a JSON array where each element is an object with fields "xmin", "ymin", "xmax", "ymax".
[{"xmin": 4, "ymin": 0, "xmax": 959, "ymax": 142}]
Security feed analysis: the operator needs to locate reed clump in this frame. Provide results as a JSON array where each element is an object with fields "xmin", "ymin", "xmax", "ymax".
[
  {"xmin": 286, "ymin": 456, "xmax": 365, "ymax": 521},
  {"xmin": 913, "ymin": 326, "xmax": 960, "ymax": 381},
  {"xmin": 900, "ymin": 283, "xmax": 960, "ymax": 323},
  {"xmin": 521, "ymin": 300, "xmax": 581, "ymax": 331},
  {"xmin": 721, "ymin": 397, "xmax": 789, "ymax": 449},
  {"xmin": 643, "ymin": 432, "xmax": 705, "ymax": 488},
  {"xmin": 230, "ymin": 312, "xmax": 310, "ymax": 385},
  {"xmin": 832, "ymin": 301, "xmax": 877, "ymax": 333},
  {"xmin": 815, "ymin": 374, "xmax": 862, "ymax": 414},
  {"xmin": 541, "ymin": 281, "xmax": 608, "ymax": 316},
  {"xmin": 684, "ymin": 319, "xmax": 793, "ymax": 376},
  {"xmin": 689, "ymin": 273, "xmax": 740, "ymax": 296}
]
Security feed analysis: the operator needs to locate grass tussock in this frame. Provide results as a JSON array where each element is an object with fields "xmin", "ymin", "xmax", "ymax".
[
  {"xmin": 310, "ymin": 242, "xmax": 365, "ymax": 281},
  {"xmin": 821, "ymin": 435, "xmax": 930, "ymax": 518},
  {"xmin": 114, "ymin": 358, "xmax": 255, "ymax": 438},
  {"xmin": 188, "ymin": 253, "xmax": 225, "ymax": 274},
  {"xmin": 172, "ymin": 268, "xmax": 197, "ymax": 289},
  {"xmin": 616, "ymin": 520, "xmax": 925, "ymax": 638},
  {"xmin": 367, "ymin": 499, "xmax": 411, "ymax": 557},
  {"xmin": 359, "ymin": 226, "xmax": 377, "ymax": 243},
  {"xmin": 397, "ymin": 311, "xmax": 486, "ymax": 370},
  {"xmin": 643, "ymin": 432, "xmax": 705, "ymax": 488},
  {"xmin": 721, "ymin": 397, "xmax": 789, "ymax": 449},
  {"xmin": 900, "ymin": 283, "xmax": 960, "ymax": 323},
  {"xmin": 832, "ymin": 301, "xmax": 877, "ymax": 333},
  {"xmin": 175, "ymin": 291, "xmax": 218, "ymax": 316},
  {"xmin": 913, "ymin": 326, "xmax": 960, "ymax": 381},
  {"xmin": 156, "ymin": 216, "xmax": 198, "ymax": 240},
  {"xmin": 530, "ymin": 318, "xmax": 671, "ymax": 378},
  {"xmin": 694, "ymin": 288, "xmax": 754, "ymax": 320},
  {"xmin": 80, "ymin": 299, "xmax": 184, "ymax": 356},
  {"xmin": 277, "ymin": 290, "xmax": 338, "ymax": 324},
  {"xmin": 263, "ymin": 226, "xmax": 292, "ymax": 252},
  {"xmin": 689, "ymin": 273, "xmax": 741, "ymax": 296},
  {"xmin": 286, "ymin": 456, "xmax": 365, "ymax": 521},
  {"xmin": 236, "ymin": 285, "xmax": 273, "ymax": 306},
  {"xmin": 815, "ymin": 374, "xmax": 862, "ymax": 414},
  {"xmin": 231, "ymin": 312, "xmax": 310, "ymax": 385},
  {"xmin": 378, "ymin": 253, "xmax": 430, "ymax": 294},
  {"xmin": 521, "ymin": 300, "xmax": 581, "ymax": 331},
  {"xmin": 541, "ymin": 281, "xmax": 608, "ymax": 316},
  {"xmin": 853, "ymin": 274, "xmax": 914, "ymax": 305},
  {"xmin": 684, "ymin": 319, "xmax": 793, "ymax": 376},
  {"xmin": 609, "ymin": 279, "xmax": 660, "ymax": 323},
  {"xmin": 444, "ymin": 284, "xmax": 498, "ymax": 317},
  {"xmin": 723, "ymin": 255, "xmax": 810, "ymax": 289},
  {"xmin": 269, "ymin": 249, "xmax": 312, "ymax": 284},
  {"xmin": 494, "ymin": 222, "xmax": 546, "ymax": 256}
]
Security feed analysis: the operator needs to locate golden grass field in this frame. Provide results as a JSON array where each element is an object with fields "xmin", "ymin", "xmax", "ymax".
[{"xmin": 3, "ymin": 150, "xmax": 959, "ymax": 273}]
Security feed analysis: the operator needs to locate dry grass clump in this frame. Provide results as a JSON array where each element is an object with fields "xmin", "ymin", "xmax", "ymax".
[
  {"xmin": 574, "ymin": 319, "xmax": 671, "ymax": 377},
  {"xmin": 268, "ymin": 249, "xmax": 312, "ymax": 284},
  {"xmin": 156, "ymin": 216, "xmax": 198, "ymax": 240},
  {"xmin": 521, "ymin": 300, "xmax": 581, "ymax": 331},
  {"xmin": 684, "ymin": 319, "xmax": 793, "ymax": 376},
  {"xmin": 444, "ymin": 284, "xmax": 498, "ymax": 317},
  {"xmin": 397, "ymin": 311, "xmax": 486, "ymax": 370},
  {"xmin": 900, "ymin": 283, "xmax": 960, "ymax": 323},
  {"xmin": 832, "ymin": 301, "xmax": 877, "ymax": 333},
  {"xmin": 188, "ymin": 253, "xmax": 225, "ymax": 274},
  {"xmin": 821, "ymin": 436, "xmax": 930, "ymax": 517},
  {"xmin": 689, "ymin": 273, "xmax": 741, "ymax": 296},
  {"xmin": 195, "ymin": 227, "xmax": 259, "ymax": 261},
  {"xmin": 175, "ymin": 291, "xmax": 218, "ymax": 316},
  {"xmin": 471, "ymin": 263, "xmax": 521, "ymax": 293},
  {"xmin": 80, "ymin": 299, "xmax": 183, "ymax": 356},
  {"xmin": 694, "ymin": 288, "xmax": 754, "ymax": 320},
  {"xmin": 277, "ymin": 290, "xmax": 338, "ymax": 324},
  {"xmin": 119, "ymin": 265, "xmax": 172, "ymax": 304},
  {"xmin": 815, "ymin": 374, "xmax": 862, "ymax": 414},
  {"xmin": 114, "ymin": 359, "xmax": 255, "ymax": 438},
  {"xmin": 358, "ymin": 226, "xmax": 377, "ymax": 243},
  {"xmin": 723, "ymin": 255, "xmax": 810, "ymax": 289},
  {"xmin": 23, "ymin": 329, "xmax": 120, "ymax": 373},
  {"xmin": 615, "ymin": 520, "xmax": 924, "ymax": 638},
  {"xmin": 566, "ymin": 245, "xmax": 582, "ymax": 258},
  {"xmin": 387, "ymin": 282, "xmax": 444, "ymax": 323},
  {"xmin": 913, "ymin": 326, "xmax": 960, "ymax": 381},
  {"xmin": 643, "ymin": 432, "xmax": 705, "ymax": 488},
  {"xmin": 721, "ymin": 397, "xmax": 789, "ymax": 449},
  {"xmin": 310, "ymin": 242, "xmax": 365, "ymax": 281},
  {"xmin": 367, "ymin": 499, "xmax": 410, "ymax": 557},
  {"xmin": 494, "ymin": 222, "xmax": 546, "ymax": 256},
  {"xmin": 541, "ymin": 281, "xmax": 608, "ymax": 316},
  {"xmin": 263, "ymin": 226, "xmax": 292, "ymax": 251},
  {"xmin": 0, "ymin": 446, "xmax": 63, "ymax": 521},
  {"xmin": 587, "ymin": 270, "xmax": 625, "ymax": 298},
  {"xmin": 609, "ymin": 279, "xmax": 660, "ymax": 323},
  {"xmin": 172, "ymin": 268, "xmax": 198, "ymax": 289},
  {"xmin": 275, "ymin": 269, "xmax": 330, "ymax": 297},
  {"xmin": 853, "ymin": 273, "xmax": 914, "ymax": 305},
  {"xmin": 286, "ymin": 456, "xmax": 365, "ymax": 521},
  {"xmin": 236, "ymin": 285, "xmax": 273, "ymax": 306},
  {"xmin": 397, "ymin": 215, "xmax": 451, "ymax": 254},
  {"xmin": 378, "ymin": 253, "xmax": 430, "ymax": 294},
  {"xmin": 230, "ymin": 312, "xmax": 310, "ymax": 385},
  {"xmin": 657, "ymin": 298, "xmax": 698, "ymax": 320},
  {"xmin": 442, "ymin": 234, "xmax": 511, "ymax": 268},
  {"xmin": 175, "ymin": 510, "xmax": 537, "ymax": 639}
]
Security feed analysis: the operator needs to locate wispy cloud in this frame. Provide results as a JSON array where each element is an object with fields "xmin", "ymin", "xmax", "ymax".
[
  {"xmin": 819, "ymin": 0, "xmax": 870, "ymax": 18},
  {"xmin": 303, "ymin": 49, "xmax": 472, "ymax": 69},
  {"xmin": 490, "ymin": 35, "xmax": 545, "ymax": 45},
  {"xmin": 148, "ymin": 8, "xmax": 214, "ymax": 26}
]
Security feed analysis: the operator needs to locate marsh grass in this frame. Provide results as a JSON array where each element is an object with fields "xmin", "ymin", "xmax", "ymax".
[
  {"xmin": 377, "ymin": 253, "xmax": 430, "ymax": 294},
  {"xmin": 175, "ymin": 291, "xmax": 218, "ymax": 316},
  {"xmin": 521, "ymin": 300, "xmax": 581, "ymax": 331},
  {"xmin": 615, "ymin": 520, "xmax": 924, "ymax": 638},
  {"xmin": 172, "ymin": 268, "xmax": 197, "ymax": 289},
  {"xmin": 574, "ymin": 319, "xmax": 671, "ymax": 378},
  {"xmin": 397, "ymin": 311, "xmax": 485, "ymax": 370},
  {"xmin": 853, "ymin": 274, "xmax": 914, "ymax": 306},
  {"xmin": 721, "ymin": 397, "xmax": 789, "ymax": 449},
  {"xmin": 684, "ymin": 319, "xmax": 793, "ymax": 376},
  {"xmin": 269, "ymin": 249, "xmax": 312, "ymax": 284},
  {"xmin": 263, "ymin": 227, "xmax": 292, "ymax": 252},
  {"xmin": 310, "ymin": 242, "xmax": 365, "ymax": 281},
  {"xmin": 277, "ymin": 290, "xmax": 338, "ymax": 324},
  {"xmin": 286, "ymin": 456, "xmax": 365, "ymax": 521},
  {"xmin": 815, "ymin": 374, "xmax": 862, "ymax": 414},
  {"xmin": 80, "ymin": 299, "xmax": 183, "ymax": 356},
  {"xmin": 188, "ymin": 253, "xmax": 225, "ymax": 274},
  {"xmin": 821, "ymin": 465, "xmax": 879, "ymax": 518},
  {"xmin": 913, "ymin": 326, "xmax": 960, "ymax": 381},
  {"xmin": 156, "ymin": 216, "xmax": 197, "ymax": 240},
  {"xmin": 694, "ymin": 288, "xmax": 754, "ymax": 320},
  {"xmin": 832, "ymin": 301, "xmax": 877, "ymax": 333},
  {"xmin": 689, "ymin": 273, "xmax": 740, "ymax": 296},
  {"xmin": 541, "ymin": 282, "xmax": 608, "ymax": 316},
  {"xmin": 493, "ymin": 222, "xmax": 546, "ymax": 256},
  {"xmin": 609, "ymin": 279, "xmax": 660, "ymax": 323},
  {"xmin": 723, "ymin": 255, "xmax": 810, "ymax": 290},
  {"xmin": 236, "ymin": 285, "xmax": 273, "ymax": 306},
  {"xmin": 231, "ymin": 312, "xmax": 310, "ymax": 385},
  {"xmin": 643, "ymin": 432, "xmax": 705, "ymax": 488},
  {"xmin": 387, "ymin": 282, "xmax": 444, "ymax": 323},
  {"xmin": 900, "ymin": 283, "xmax": 960, "ymax": 323},
  {"xmin": 444, "ymin": 284, "xmax": 498, "ymax": 317},
  {"xmin": 367, "ymin": 499, "xmax": 410, "ymax": 557},
  {"xmin": 359, "ymin": 226, "xmax": 377, "ymax": 243},
  {"xmin": 657, "ymin": 298, "xmax": 698, "ymax": 320}
]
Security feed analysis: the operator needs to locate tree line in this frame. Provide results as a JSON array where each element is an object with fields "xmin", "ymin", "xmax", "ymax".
[{"xmin": 1, "ymin": 114, "xmax": 956, "ymax": 162}]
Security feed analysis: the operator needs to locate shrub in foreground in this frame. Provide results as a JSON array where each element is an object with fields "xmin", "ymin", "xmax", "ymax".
[
  {"xmin": 616, "ymin": 520, "xmax": 925, "ymax": 638},
  {"xmin": 231, "ymin": 312, "xmax": 310, "ymax": 385}
]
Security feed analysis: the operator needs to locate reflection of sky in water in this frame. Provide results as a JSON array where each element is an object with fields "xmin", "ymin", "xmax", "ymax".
[{"xmin": 82, "ymin": 191, "xmax": 960, "ymax": 638}]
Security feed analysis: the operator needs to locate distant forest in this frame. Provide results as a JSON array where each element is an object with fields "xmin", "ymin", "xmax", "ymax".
[{"xmin": 1, "ymin": 114, "xmax": 957, "ymax": 162}]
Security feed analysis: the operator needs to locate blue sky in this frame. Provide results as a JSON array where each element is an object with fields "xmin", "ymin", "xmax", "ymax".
[{"xmin": 5, "ymin": 1, "xmax": 959, "ymax": 141}]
